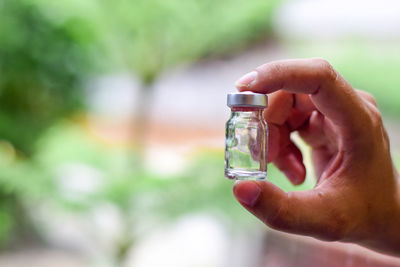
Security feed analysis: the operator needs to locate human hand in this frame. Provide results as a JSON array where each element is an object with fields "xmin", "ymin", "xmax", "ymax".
[{"xmin": 232, "ymin": 58, "xmax": 400, "ymax": 256}]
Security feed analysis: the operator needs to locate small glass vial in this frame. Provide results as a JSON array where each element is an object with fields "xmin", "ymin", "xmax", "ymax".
[{"xmin": 225, "ymin": 92, "xmax": 268, "ymax": 180}]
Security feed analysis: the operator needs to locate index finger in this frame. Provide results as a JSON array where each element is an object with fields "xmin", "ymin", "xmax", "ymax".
[{"xmin": 236, "ymin": 58, "xmax": 368, "ymax": 134}]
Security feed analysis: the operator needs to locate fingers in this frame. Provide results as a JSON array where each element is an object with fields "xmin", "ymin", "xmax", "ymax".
[
  {"xmin": 267, "ymin": 123, "xmax": 306, "ymax": 185},
  {"xmin": 274, "ymin": 142, "xmax": 306, "ymax": 185},
  {"xmin": 264, "ymin": 91, "xmax": 307, "ymax": 184},
  {"xmin": 233, "ymin": 181, "xmax": 349, "ymax": 241},
  {"xmin": 356, "ymin": 89, "xmax": 378, "ymax": 109},
  {"xmin": 312, "ymin": 147, "xmax": 335, "ymax": 180},
  {"xmin": 294, "ymin": 93, "xmax": 315, "ymax": 113},
  {"xmin": 286, "ymin": 108, "xmax": 310, "ymax": 131},
  {"xmin": 298, "ymin": 111, "xmax": 328, "ymax": 148},
  {"xmin": 264, "ymin": 91, "xmax": 293, "ymax": 124},
  {"xmin": 264, "ymin": 91, "xmax": 292, "ymax": 163},
  {"xmin": 236, "ymin": 58, "xmax": 367, "ymax": 136},
  {"xmin": 264, "ymin": 91, "xmax": 315, "ymax": 126},
  {"xmin": 267, "ymin": 123, "xmax": 280, "ymax": 162}
]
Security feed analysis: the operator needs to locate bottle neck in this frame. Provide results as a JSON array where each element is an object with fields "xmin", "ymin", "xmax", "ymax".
[
  {"xmin": 231, "ymin": 107, "xmax": 264, "ymax": 112},
  {"xmin": 230, "ymin": 107, "xmax": 264, "ymax": 119}
]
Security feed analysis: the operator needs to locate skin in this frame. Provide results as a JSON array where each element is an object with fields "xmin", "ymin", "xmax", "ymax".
[{"xmin": 232, "ymin": 58, "xmax": 400, "ymax": 256}]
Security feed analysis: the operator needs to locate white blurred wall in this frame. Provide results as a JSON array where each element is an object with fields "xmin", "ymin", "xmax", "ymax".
[{"xmin": 274, "ymin": 0, "xmax": 400, "ymax": 40}]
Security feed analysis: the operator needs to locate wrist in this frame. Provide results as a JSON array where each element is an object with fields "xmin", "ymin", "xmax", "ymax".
[{"xmin": 361, "ymin": 171, "xmax": 400, "ymax": 256}]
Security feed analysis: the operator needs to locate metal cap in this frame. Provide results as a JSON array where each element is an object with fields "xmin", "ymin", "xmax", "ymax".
[{"xmin": 227, "ymin": 91, "xmax": 268, "ymax": 108}]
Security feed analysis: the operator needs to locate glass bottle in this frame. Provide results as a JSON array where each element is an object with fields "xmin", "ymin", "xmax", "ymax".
[{"xmin": 225, "ymin": 92, "xmax": 268, "ymax": 180}]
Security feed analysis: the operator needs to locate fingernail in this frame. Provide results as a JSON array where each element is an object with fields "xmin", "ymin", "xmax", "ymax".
[
  {"xmin": 235, "ymin": 71, "xmax": 257, "ymax": 88},
  {"xmin": 233, "ymin": 181, "xmax": 261, "ymax": 207},
  {"xmin": 292, "ymin": 175, "xmax": 303, "ymax": 185},
  {"xmin": 283, "ymin": 170, "xmax": 302, "ymax": 185}
]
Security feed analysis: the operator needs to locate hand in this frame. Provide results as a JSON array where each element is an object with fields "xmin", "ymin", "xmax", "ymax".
[{"xmin": 232, "ymin": 58, "xmax": 400, "ymax": 256}]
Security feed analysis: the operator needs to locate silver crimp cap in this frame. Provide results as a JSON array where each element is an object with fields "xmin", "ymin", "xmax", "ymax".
[{"xmin": 227, "ymin": 91, "xmax": 268, "ymax": 108}]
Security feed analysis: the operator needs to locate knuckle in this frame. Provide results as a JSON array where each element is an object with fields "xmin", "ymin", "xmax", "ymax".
[
  {"xmin": 364, "ymin": 92, "xmax": 377, "ymax": 106},
  {"xmin": 350, "ymin": 106, "xmax": 385, "ymax": 157},
  {"xmin": 361, "ymin": 91, "xmax": 372, "ymax": 98},
  {"xmin": 357, "ymin": 90, "xmax": 378, "ymax": 107},
  {"xmin": 312, "ymin": 58, "xmax": 338, "ymax": 82},
  {"xmin": 312, "ymin": 57, "xmax": 331, "ymax": 67},
  {"xmin": 368, "ymin": 108, "xmax": 390, "ymax": 149},
  {"xmin": 361, "ymin": 106, "xmax": 383, "ymax": 135},
  {"xmin": 369, "ymin": 108, "xmax": 383, "ymax": 128}
]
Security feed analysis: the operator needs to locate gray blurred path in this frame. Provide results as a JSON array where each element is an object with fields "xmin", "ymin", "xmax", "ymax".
[
  {"xmin": 0, "ymin": 249, "xmax": 86, "ymax": 267},
  {"xmin": 149, "ymin": 41, "xmax": 285, "ymax": 128}
]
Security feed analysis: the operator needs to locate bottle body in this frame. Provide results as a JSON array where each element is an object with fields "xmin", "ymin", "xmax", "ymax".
[{"xmin": 225, "ymin": 107, "xmax": 268, "ymax": 180}]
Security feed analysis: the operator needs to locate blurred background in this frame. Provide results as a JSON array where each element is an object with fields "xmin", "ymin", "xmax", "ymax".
[{"xmin": 0, "ymin": 0, "xmax": 400, "ymax": 266}]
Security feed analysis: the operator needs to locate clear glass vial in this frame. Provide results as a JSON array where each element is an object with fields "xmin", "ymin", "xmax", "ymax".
[{"xmin": 225, "ymin": 91, "xmax": 268, "ymax": 180}]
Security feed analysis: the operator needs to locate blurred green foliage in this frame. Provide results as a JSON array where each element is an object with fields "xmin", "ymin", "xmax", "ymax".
[
  {"xmin": 0, "ymin": 0, "xmax": 106, "ymax": 246},
  {"xmin": 0, "ymin": 0, "xmax": 105, "ymax": 155},
  {"xmin": 29, "ymin": 122, "xmax": 313, "ymax": 228},
  {"xmin": 0, "ymin": 122, "xmax": 269, "ymax": 258},
  {"xmin": 0, "ymin": 0, "xmax": 399, "ymax": 262},
  {"xmin": 0, "ymin": 120, "xmax": 316, "ymax": 257},
  {"xmin": 106, "ymin": 0, "xmax": 280, "ymax": 83},
  {"xmin": 0, "ymin": 0, "xmax": 281, "ymax": 255},
  {"xmin": 0, "ymin": 0, "xmax": 281, "ymax": 154},
  {"xmin": 0, "ymin": 141, "xmax": 54, "ymax": 245}
]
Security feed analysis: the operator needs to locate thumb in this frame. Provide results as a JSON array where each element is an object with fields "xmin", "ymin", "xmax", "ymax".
[{"xmin": 233, "ymin": 180, "xmax": 348, "ymax": 241}]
